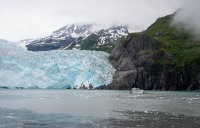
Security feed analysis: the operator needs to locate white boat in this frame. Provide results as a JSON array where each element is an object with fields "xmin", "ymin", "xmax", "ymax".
[{"xmin": 130, "ymin": 88, "xmax": 144, "ymax": 94}]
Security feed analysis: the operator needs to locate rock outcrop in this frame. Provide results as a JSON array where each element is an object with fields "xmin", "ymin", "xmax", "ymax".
[{"xmin": 106, "ymin": 33, "xmax": 200, "ymax": 90}]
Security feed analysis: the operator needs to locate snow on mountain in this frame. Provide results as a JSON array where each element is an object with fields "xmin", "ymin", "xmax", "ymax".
[
  {"xmin": 95, "ymin": 26, "xmax": 129, "ymax": 45},
  {"xmin": 23, "ymin": 24, "xmax": 129, "ymax": 51},
  {"xmin": 24, "ymin": 24, "xmax": 94, "ymax": 51},
  {"xmin": 52, "ymin": 24, "xmax": 94, "ymax": 38},
  {"xmin": 0, "ymin": 40, "xmax": 115, "ymax": 89}
]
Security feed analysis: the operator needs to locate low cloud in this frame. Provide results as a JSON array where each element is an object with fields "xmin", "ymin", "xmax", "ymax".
[
  {"xmin": 0, "ymin": 0, "xmax": 184, "ymax": 41},
  {"xmin": 172, "ymin": 0, "xmax": 200, "ymax": 39}
]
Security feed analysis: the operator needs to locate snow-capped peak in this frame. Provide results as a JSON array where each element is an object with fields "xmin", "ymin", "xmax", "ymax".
[
  {"xmin": 51, "ymin": 24, "xmax": 94, "ymax": 38},
  {"xmin": 21, "ymin": 24, "xmax": 129, "ymax": 51}
]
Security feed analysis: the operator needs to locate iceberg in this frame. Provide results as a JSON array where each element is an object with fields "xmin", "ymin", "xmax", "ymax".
[{"xmin": 0, "ymin": 40, "xmax": 115, "ymax": 89}]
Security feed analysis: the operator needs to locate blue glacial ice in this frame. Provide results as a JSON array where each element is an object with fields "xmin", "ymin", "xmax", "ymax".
[{"xmin": 0, "ymin": 40, "xmax": 115, "ymax": 89}]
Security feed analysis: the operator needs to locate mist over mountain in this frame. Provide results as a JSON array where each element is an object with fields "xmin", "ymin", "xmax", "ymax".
[
  {"xmin": 0, "ymin": 0, "xmax": 184, "ymax": 41},
  {"xmin": 172, "ymin": 0, "xmax": 200, "ymax": 40},
  {"xmin": 107, "ymin": 10, "xmax": 200, "ymax": 90}
]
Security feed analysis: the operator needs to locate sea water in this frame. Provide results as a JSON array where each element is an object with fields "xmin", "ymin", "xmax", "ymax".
[{"xmin": 0, "ymin": 90, "xmax": 200, "ymax": 128}]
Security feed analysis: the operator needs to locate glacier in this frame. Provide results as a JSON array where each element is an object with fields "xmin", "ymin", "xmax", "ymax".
[{"xmin": 0, "ymin": 40, "xmax": 115, "ymax": 89}]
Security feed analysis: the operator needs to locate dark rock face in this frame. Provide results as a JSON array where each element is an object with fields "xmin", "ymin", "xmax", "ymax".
[{"xmin": 107, "ymin": 34, "xmax": 200, "ymax": 90}]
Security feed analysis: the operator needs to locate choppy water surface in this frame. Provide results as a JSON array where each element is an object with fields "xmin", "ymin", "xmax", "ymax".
[{"xmin": 0, "ymin": 90, "xmax": 200, "ymax": 128}]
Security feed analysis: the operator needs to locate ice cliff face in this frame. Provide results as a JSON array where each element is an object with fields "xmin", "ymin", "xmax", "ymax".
[{"xmin": 0, "ymin": 40, "xmax": 115, "ymax": 89}]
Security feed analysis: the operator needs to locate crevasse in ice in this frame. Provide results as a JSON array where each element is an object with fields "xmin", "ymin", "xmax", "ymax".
[{"xmin": 0, "ymin": 40, "xmax": 115, "ymax": 89}]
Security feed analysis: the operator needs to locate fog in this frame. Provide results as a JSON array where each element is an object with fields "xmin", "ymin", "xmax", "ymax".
[
  {"xmin": 0, "ymin": 0, "xmax": 185, "ymax": 41},
  {"xmin": 172, "ymin": 0, "xmax": 200, "ymax": 39}
]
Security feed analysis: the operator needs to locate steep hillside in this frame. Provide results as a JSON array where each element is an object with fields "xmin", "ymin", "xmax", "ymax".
[
  {"xmin": 145, "ymin": 14, "xmax": 200, "ymax": 67},
  {"xmin": 107, "ymin": 13, "xmax": 200, "ymax": 90}
]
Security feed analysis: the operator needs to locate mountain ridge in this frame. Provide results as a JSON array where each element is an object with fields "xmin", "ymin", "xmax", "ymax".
[{"xmin": 23, "ymin": 24, "xmax": 129, "ymax": 52}]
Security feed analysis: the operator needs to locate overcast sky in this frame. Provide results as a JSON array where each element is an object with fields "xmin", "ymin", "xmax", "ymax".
[{"xmin": 0, "ymin": 0, "xmax": 187, "ymax": 42}]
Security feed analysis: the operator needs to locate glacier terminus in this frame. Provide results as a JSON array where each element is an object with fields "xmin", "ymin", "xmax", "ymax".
[{"xmin": 0, "ymin": 40, "xmax": 115, "ymax": 89}]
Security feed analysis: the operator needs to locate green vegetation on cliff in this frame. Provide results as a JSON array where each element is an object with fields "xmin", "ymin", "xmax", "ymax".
[
  {"xmin": 145, "ymin": 13, "xmax": 200, "ymax": 68},
  {"xmin": 108, "ymin": 12, "xmax": 200, "ymax": 90},
  {"xmin": 81, "ymin": 34, "xmax": 116, "ymax": 53}
]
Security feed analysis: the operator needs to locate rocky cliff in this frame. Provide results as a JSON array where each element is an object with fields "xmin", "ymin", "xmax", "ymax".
[{"xmin": 107, "ymin": 14, "xmax": 200, "ymax": 90}]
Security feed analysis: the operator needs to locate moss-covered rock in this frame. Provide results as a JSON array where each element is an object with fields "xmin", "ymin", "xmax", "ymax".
[{"xmin": 107, "ymin": 13, "xmax": 200, "ymax": 90}]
